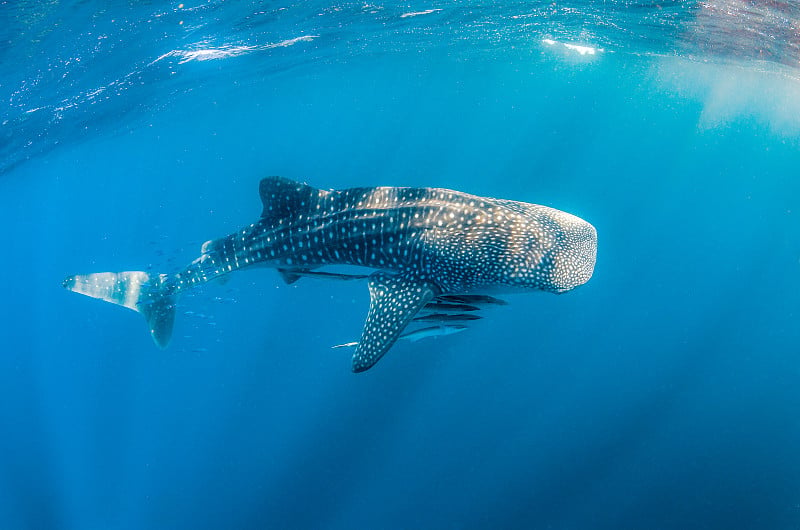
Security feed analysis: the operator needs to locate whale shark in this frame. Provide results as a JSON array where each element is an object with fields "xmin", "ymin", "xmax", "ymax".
[{"xmin": 63, "ymin": 176, "xmax": 597, "ymax": 372}]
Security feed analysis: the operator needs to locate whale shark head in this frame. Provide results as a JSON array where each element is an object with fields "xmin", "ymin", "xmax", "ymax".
[{"xmin": 543, "ymin": 209, "xmax": 597, "ymax": 293}]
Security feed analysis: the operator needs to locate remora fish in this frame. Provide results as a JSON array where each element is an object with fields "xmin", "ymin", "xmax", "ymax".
[
  {"xmin": 332, "ymin": 324, "xmax": 469, "ymax": 349},
  {"xmin": 419, "ymin": 302, "xmax": 481, "ymax": 313},
  {"xmin": 436, "ymin": 294, "xmax": 508, "ymax": 306},
  {"xmin": 412, "ymin": 313, "xmax": 482, "ymax": 322},
  {"xmin": 63, "ymin": 177, "xmax": 597, "ymax": 372}
]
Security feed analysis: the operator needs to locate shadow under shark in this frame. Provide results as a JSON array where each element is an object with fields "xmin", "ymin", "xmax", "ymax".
[{"xmin": 63, "ymin": 177, "xmax": 597, "ymax": 372}]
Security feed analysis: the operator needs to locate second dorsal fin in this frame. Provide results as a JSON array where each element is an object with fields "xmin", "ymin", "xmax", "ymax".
[{"xmin": 258, "ymin": 177, "xmax": 328, "ymax": 224}]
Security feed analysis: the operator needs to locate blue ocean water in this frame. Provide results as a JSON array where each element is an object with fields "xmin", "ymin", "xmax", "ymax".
[{"xmin": 2, "ymin": 1, "xmax": 800, "ymax": 528}]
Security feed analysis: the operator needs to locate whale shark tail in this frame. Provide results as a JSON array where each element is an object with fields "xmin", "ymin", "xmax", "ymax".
[{"xmin": 62, "ymin": 271, "xmax": 176, "ymax": 348}]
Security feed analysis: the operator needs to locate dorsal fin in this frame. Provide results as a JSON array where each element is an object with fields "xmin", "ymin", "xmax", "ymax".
[{"xmin": 259, "ymin": 177, "xmax": 328, "ymax": 224}]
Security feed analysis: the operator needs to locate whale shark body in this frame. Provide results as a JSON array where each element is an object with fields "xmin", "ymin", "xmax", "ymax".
[{"xmin": 63, "ymin": 177, "xmax": 597, "ymax": 372}]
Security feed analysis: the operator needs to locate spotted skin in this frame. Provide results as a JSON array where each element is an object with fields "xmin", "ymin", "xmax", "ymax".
[
  {"xmin": 355, "ymin": 272, "xmax": 436, "ymax": 372},
  {"xmin": 63, "ymin": 176, "xmax": 597, "ymax": 372}
]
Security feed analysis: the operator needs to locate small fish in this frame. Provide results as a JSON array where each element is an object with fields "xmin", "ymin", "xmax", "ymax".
[
  {"xmin": 421, "ymin": 302, "xmax": 481, "ymax": 312},
  {"xmin": 332, "ymin": 324, "xmax": 469, "ymax": 349},
  {"xmin": 402, "ymin": 325, "xmax": 469, "ymax": 343},
  {"xmin": 212, "ymin": 296, "xmax": 237, "ymax": 304},
  {"xmin": 412, "ymin": 313, "xmax": 482, "ymax": 322},
  {"xmin": 277, "ymin": 268, "xmax": 369, "ymax": 284},
  {"xmin": 436, "ymin": 294, "xmax": 508, "ymax": 306}
]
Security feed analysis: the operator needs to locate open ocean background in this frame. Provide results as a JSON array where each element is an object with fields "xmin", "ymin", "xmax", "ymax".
[{"xmin": 2, "ymin": 1, "xmax": 800, "ymax": 529}]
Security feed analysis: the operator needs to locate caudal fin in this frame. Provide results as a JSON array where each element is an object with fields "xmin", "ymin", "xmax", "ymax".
[{"xmin": 62, "ymin": 271, "xmax": 176, "ymax": 348}]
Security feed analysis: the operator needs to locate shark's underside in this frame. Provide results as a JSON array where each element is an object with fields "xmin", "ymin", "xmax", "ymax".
[{"xmin": 63, "ymin": 177, "xmax": 597, "ymax": 372}]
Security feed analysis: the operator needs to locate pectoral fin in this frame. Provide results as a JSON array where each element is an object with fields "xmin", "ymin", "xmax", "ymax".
[{"xmin": 352, "ymin": 272, "xmax": 437, "ymax": 373}]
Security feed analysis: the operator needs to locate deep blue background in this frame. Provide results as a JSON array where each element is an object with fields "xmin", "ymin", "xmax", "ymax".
[{"xmin": 2, "ymin": 2, "xmax": 800, "ymax": 529}]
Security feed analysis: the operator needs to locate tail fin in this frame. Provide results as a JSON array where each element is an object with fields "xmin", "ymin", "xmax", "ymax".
[{"xmin": 62, "ymin": 271, "xmax": 176, "ymax": 348}]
